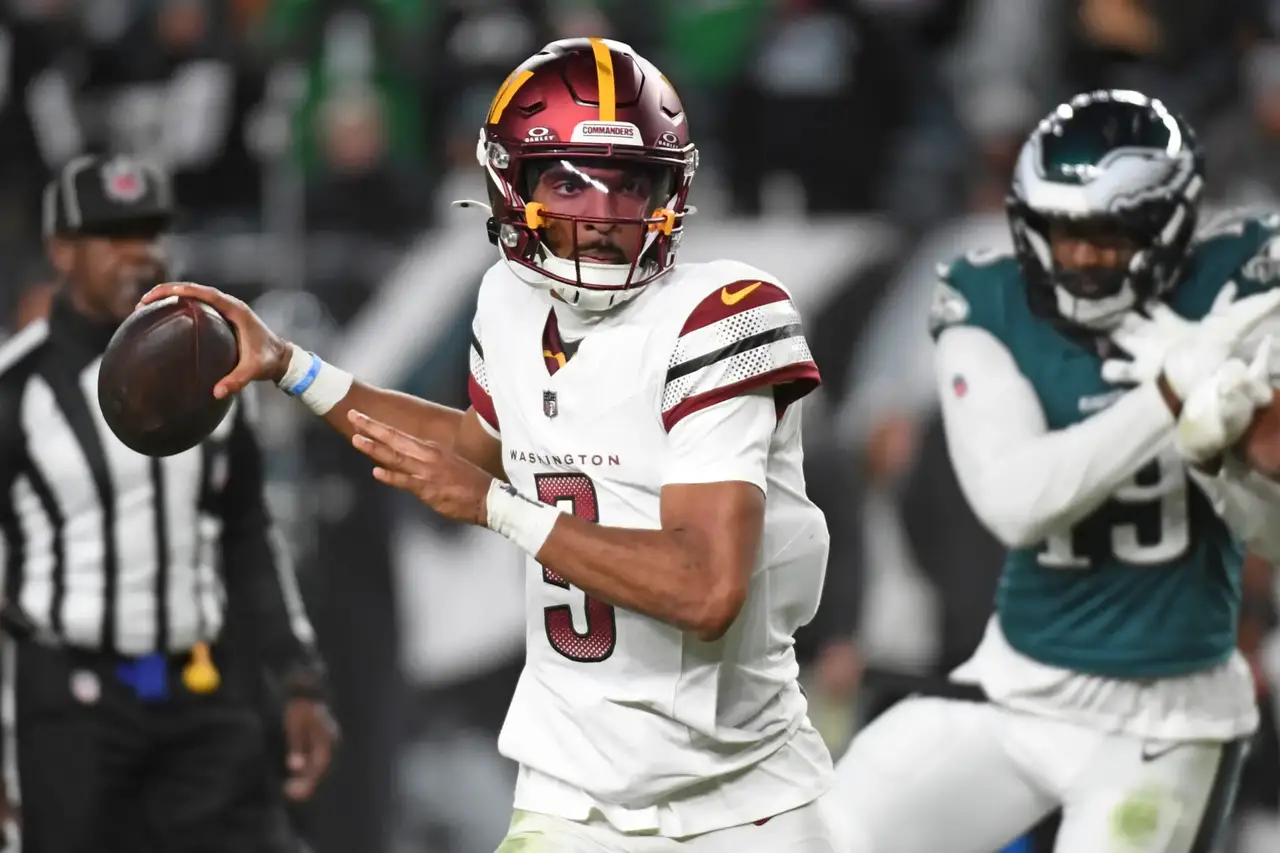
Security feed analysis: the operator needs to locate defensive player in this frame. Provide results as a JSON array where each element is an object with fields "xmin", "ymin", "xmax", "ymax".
[
  {"xmin": 140, "ymin": 39, "xmax": 840, "ymax": 853},
  {"xmin": 833, "ymin": 89, "xmax": 1280, "ymax": 853}
]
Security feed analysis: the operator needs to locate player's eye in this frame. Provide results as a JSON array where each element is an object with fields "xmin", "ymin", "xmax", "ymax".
[
  {"xmin": 619, "ymin": 176, "xmax": 651, "ymax": 198},
  {"xmin": 551, "ymin": 177, "xmax": 586, "ymax": 196}
]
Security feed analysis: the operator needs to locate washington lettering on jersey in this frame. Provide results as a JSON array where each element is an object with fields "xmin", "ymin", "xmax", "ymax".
[
  {"xmin": 506, "ymin": 449, "xmax": 621, "ymax": 467},
  {"xmin": 465, "ymin": 258, "xmax": 832, "ymax": 837}
]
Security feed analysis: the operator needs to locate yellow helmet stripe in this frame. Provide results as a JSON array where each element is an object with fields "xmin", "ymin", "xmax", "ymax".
[
  {"xmin": 488, "ymin": 69, "xmax": 534, "ymax": 124},
  {"xmin": 588, "ymin": 38, "xmax": 616, "ymax": 122}
]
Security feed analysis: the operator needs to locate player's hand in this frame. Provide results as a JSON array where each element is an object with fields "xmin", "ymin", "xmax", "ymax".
[
  {"xmin": 347, "ymin": 410, "xmax": 493, "ymax": 525},
  {"xmin": 1101, "ymin": 282, "xmax": 1236, "ymax": 385},
  {"xmin": 137, "ymin": 282, "xmax": 292, "ymax": 398},
  {"xmin": 1175, "ymin": 336, "xmax": 1274, "ymax": 466},
  {"xmin": 1104, "ymin": 285, "xmax": 1280, "ymax": 400},
  {"xmin": 283, "ymin": 697, "xmax": 339, "ymax": 802}
]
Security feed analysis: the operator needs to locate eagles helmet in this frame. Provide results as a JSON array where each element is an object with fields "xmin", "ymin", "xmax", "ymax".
[{"xmin": 1007, "ymin": 90, "xmax": 1204, "ymax": 330}]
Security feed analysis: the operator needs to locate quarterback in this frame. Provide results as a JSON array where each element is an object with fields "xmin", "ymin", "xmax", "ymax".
[
  {"xmin": 141, "ymin": 39, "xmax": 840, "ymax": 852},
  {"xmin": 833, "ymin": 89, "xmax": 1280, "ymax": 853}
]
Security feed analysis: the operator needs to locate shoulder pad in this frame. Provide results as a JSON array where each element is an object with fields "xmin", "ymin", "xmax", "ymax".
[
  {"xmin": 1240, "ymin": 215, "xmax": 1280, "ymax": 288},
  {"xmin": 663, "ymin": 274, "xmax": 817, "ymax": 431},
  {"xmin": 674, "ymin": 277, "xmax": 792, "ymax": 338},
  {"xmin": 928, "ymin": 273, "xmax": 971, "ymax": 335},
  {"xmin": 1193, "ymin": 212, "xmax": 1280, "ymax": 296},
  {"xmin": 929, "ymin": 248, "xmax": 1018, "ymax": 339}
]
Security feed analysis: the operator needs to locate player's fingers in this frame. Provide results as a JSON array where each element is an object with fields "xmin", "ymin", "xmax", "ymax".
[
  {"xmin": 287, "ymin": 720, "xmax": 330, "ymax": 802},
  {"xmin": 1108, "ymin": 329, "xmax": 1135, "ymax": 356},
  {"xmin": 212, "ymin": 372, "xmax": 249, "ymax": 399},
  {"xmin": 1112, "ymin": 312, "xmax": 1154, "ymax": 346},
  {"xmin": 1100, "ymin": 359, "xmax": 1139, "ymax": 385},
  {"xmin": 139, "ymin": 281, "xmax": 228, "ymax": 310},
  {"xmin": 137, "ymin": 282, "xmax": 183, "ymax": 305},
  {"xmin": 213, "ymin": 357, "xmax": 267, "ymax": 397},
  {"xmin": 308, "ymin": 723, "xmax": 334, "ymax": 778},
  {"xmin": 372, "ymin": 467, "xmax": 426, "ymax": 494},
  {"xmin": 1147, "ymin": 302, "xmax": 1185, "ymax": 330},
  {"xmin": 348, "ymin": 410, "xmax": 431, "ymax": 454},
  {"xmin": 351, "ymin": 433, "xmax": 427, "ymax": 476}
]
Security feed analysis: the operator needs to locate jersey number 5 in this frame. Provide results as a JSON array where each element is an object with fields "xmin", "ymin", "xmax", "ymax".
[
  {"xmin": 534, "ymin": 473, "xmax": 618, "ymax": 662},
  {"xmin": 1038, "ymin": 449, "xmax": 1190, "ymax": 568}
]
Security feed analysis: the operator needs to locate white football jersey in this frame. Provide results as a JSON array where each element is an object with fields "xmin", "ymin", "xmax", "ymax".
[{"xmin": 467, "ymin": 259, "xmax": 834, "ymax": 837}]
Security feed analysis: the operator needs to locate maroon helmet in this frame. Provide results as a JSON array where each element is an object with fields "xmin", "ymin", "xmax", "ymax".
[{"xmin": 475, "ymin": 38, "xmax": 698, "ymax": 311}]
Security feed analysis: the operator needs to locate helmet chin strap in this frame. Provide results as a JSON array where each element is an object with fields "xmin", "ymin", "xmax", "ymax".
[{"xmin": 1054, "ymin": 280, "xmax": 1137, "ymax": 330}]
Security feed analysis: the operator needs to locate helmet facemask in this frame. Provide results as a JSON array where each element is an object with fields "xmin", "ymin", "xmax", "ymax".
[
  {"xmin": 480, "ymin": 135, "xmax": 697, "ymax": 312},
  {"xmin": 1011, "ymin": 199, "xmax": 1200, "ymax": 330}
]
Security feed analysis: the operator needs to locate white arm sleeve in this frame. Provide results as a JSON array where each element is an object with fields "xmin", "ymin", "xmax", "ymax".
[
  {"xmin": 1189, "ymin": 457, "xmax": 1280, "ymax": 564},
  {"xmin": 662, "ymin": 389, "xmax": 773, "ymax": 494},
  {"xmin": 937, "ymin": 325, "xmax": 1177, "ymax": 549}
]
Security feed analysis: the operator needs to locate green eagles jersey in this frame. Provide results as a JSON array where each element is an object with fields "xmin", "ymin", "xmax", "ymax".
[{"xmin": 932, "ymin": 214, "xmax": 1280, "ymax": 678}]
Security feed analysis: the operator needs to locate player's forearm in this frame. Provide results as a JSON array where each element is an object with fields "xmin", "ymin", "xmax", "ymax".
[
  {"xmin": 536, "ymin": 515, "xmax": 742, "ymax": 642},
  {"xmin": 321, "ymin": 380, "xmax": 465, "ymax": 448},
  {"xmin": 275, "ymin": 343, "xmax": 466, "ymax": 448},
  {"xmin": 961, "ymin": 382, "xmax": 1175, "ymax": 547}
]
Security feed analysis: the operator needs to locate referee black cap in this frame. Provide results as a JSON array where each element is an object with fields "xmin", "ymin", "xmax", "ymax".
[{"xmin": 43, "ymin": 154, "xmax": 174, "ymax": 239}]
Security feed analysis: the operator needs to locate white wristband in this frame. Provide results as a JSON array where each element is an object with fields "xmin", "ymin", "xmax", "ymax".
[
  {"xmin": 277, "ymin": 342, "xmax": 354, "ymax": 415},
  {"xmin": 485, "ymin": 479, "xmax": 564, "ymax": 557}
]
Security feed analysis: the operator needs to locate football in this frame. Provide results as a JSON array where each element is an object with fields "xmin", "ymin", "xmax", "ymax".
[
  {"xmin": 1240, "ymin": 390, "xmax": 1280, "ymax": 480},
  {"xmin": 97, "ymin": 295, "xmax": 239, "ymax": 457}
]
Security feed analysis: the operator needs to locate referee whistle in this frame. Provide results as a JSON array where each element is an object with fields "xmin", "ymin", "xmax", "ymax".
[{"xmin": 183, "ymin": 641, "xmax": 221, "ymax": 694}]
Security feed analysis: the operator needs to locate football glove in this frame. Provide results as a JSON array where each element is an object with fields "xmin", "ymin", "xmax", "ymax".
[
  {"xmin": 1175, "ymin": 335, "xmax": 1274, "ymax": 466},
  {"xmin": 1102, "ymin": 284, "xmax": 1280, "ymax": 401}
]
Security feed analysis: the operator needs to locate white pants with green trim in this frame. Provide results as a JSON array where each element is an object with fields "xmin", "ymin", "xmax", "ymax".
[{"xmin": 833, "ymin": 696, "xmax": 1246, "ymax": 853}]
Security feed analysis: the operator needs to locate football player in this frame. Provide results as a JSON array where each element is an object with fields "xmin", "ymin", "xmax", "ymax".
[
  {"xmin": 832, "ymin": 89, "xmax": 1280, "ymax": 853},
  {"xmin": 140, "ymin": 39, "xmax": 841, "ymax": 853}
]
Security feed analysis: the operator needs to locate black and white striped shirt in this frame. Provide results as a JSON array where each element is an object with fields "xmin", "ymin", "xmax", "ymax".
[{"xmin": 0, "ymin": 296, "xmax": 315, "ymax": 664}]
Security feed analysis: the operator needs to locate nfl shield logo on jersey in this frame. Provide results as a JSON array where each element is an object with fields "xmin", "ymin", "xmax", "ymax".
[
  {"xmin": 102, "ymin": 157, "xmax": 147, "ymax": 203},
  {"xmin": 543, "ymin": 390, "xmax": 558, "ymax": 419}
]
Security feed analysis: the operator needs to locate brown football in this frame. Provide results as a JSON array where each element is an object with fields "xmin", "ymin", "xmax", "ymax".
[
  {"xmin": 97, "ymin": 295, "xmax": 238, "ymax": 457},
  {"xmin": 1239, "ymin": 391, "xmax": 1280, "ymax": 480}
]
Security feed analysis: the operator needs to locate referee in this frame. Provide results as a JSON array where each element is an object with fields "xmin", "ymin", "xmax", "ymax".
[{"xmin": 0, "ymin": 154, "xmax": 335, "ymax": 853}]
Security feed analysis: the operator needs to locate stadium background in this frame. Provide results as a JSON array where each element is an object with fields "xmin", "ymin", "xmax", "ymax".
[{"xmin": 0, "ymin": 1, "xmax": 1278, "ymax": 852}]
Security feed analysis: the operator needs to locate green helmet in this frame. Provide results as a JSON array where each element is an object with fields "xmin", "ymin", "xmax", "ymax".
[{"xmin": 1007, "ymin": 90, "xmax": 1204, "ymax": 330}]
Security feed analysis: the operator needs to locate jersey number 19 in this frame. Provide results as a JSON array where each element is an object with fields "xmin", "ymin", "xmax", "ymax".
[{"xmin": 1038, "ymin": 449, "xmax": 1191, "ymax": 568}]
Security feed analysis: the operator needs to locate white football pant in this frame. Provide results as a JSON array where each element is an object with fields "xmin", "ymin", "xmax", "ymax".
[{"xmin": 833, "ymin": 696, "xmax": 1246, "ymax": 853}]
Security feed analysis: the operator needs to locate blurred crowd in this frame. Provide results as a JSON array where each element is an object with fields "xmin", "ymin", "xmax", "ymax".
[{"xmin": 2, "ymin": 1, "xmax": 1280, "ymax": 853}]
